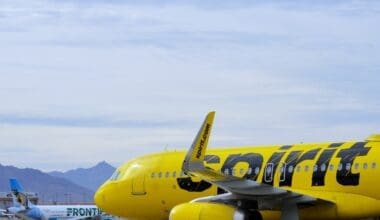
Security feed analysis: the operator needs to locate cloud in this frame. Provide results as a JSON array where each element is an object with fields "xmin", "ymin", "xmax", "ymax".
[
  {"xmin": 0, "ymin": 114, "xmax": 188, "ymax": 128},
  {"xmin": 0, "ymin": 0, "xmax": 379, "ymax": 170},
  {"xmin": 0, "ymin": 124, "xmax": 193, "ymax": 171}
]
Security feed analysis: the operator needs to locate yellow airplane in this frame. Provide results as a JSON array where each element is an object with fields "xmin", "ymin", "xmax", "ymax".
[{"xmin": 94, "ymin": 112, "xmax": 380, "ymax": 220}]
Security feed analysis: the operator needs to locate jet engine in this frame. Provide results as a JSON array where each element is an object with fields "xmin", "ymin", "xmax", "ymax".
[{"xmin": 169, "ymin": 202, "xmax": 262, "ymax": 220}]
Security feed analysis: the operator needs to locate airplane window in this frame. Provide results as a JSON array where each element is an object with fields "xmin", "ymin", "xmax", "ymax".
[
  {"xmin": 165, "ymin": 172, "xmax": 170, "ymax": 178},
  {"xmin": 266, "ymin": 166, "xmax": 272, "ymax": 174},
  {"xmin": 372, "ymin": 162, "xmax": 377, "ymax": 169},
  {"xmin": 255, "ymin": 167, "xmax": 260, "ymax": 175},
  {"xmin": 158, "ymin": 172, "xmax": 162, "ymax": 178},
  {"xmin": 240, "ymin": 168, "xmax": 244, "ymax": 175},
  {"xmin": 296, "ymin": 166, "xmax": 301, "ymax": 172},
  {"xmin": 354, "ymin": 163, "xmax": 359, "ymax": 170},
  {"xmin": 110, "ymin": 171, "xmax": 116, "ymax": 180},
  {"xmin": 116, "ymin": 172, "xmax": 122, "ymax": 180},
  {"xmin": 329, "ymin": 164, "xmax": 334, "ymax": 171},
  {"xmin": 313, "ymin": 165, "xmax": 318, "ymax": 172},
  {"xmin": 338, "ymin": 163, "xmax": 343, "ymax": 171},
  {"xmin": 280, "ymin": 166, "xmax": 284, "ymax": 173},
  {"xmin": 321, "ymin": 164, "xmax": 326, "ymax": 172},
  {"xmin": 305, "ymin": 165, "xmax": 309, "ymax": 172},
  {"xmin": 345, "ymin": 163, "xmax": 351, "ymax": 171},
  {"xmin": 248, "ymin": 167, "xmax": 252, "ymax": 175},
  {"xmin": 112, "ymin": 171, "xmax": 117, "ymax": 180},
  {"xmin": 151, "ymin": 172, "xmax": 155, "ymax": 178},
  {"xmin": 363, "ymin": 163, "xmax": 368, "ymax": 169},
  {"xmin": 288, "ymin": 166, "xmax": 294, "ymax": 173},
  {"xmin": 172, "ymin": 171, "xmax": 177, "ymax": 178},
  {"xmin": 110, "ymin": 170, "xmax": 121, "ymax": 181}
]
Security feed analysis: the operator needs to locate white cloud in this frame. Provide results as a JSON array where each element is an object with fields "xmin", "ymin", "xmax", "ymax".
[{"xmin": 0, "ymin": 0, "xmax": 379, "ymax": 171}]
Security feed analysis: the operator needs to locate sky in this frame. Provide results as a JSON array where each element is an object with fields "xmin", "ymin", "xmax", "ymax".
[{"xmin": 0, "ymin": 0, "xmax": 379, "ymax": 171}]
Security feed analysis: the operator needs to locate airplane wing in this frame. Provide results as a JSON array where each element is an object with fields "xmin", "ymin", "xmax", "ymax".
[{"xmin": 182, "ymin": 112, "xmax": 333, "ymax": 219}]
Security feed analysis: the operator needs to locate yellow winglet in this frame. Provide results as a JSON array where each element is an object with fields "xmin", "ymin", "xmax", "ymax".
[{"xmin": 182, "ymin": 111, "xmax": 215, "ymax": 173}]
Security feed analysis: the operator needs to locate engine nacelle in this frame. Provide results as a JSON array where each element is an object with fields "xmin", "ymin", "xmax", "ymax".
[{"xmin": 169, "ymin": 202, "xmax": 260, "ymax": 220}]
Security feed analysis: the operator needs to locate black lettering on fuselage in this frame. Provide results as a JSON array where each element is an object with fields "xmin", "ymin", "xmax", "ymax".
[
  {"xmin": 68, "ymin": 207, "xmax": 100, "ymax": 217},
  {"xmin": 85, "ymin": 208, "xmax": 92, "ymax": 216},
  {"xmin": 279, "ymin": 145, "xmax": 293, "ymax": 150},
  {"xmin": 79, "ymin": 208, "xmax": 85, "ymax": 216},
  {"xmin": 329, "ymin": 143, "xmax": 344, "ymax": 148},
  {"xmin": 177, "ymin": 154, "xmax": 219, "ymax": 192},
  {"xmin": 280, "ymin": 148, "xmax": 321, "ymax": 187},
  {"xmin": 221, "ymin": 153, "xmax": 263, "ymax": 180},
  {"xmin": 67, "ymin": 208, "xmax": 72, "ymax": 216},
  {"xmin": 336, "ymin": 142, "xmax": 371, "ymax": 186},
  {"xmin": 176, "ymin": 177, "xmax": 212, "ymax": 192},
  {"xmin": 176, "ymin": 141, "xmax": 373, "ymax": 192},
  {"xmin": 73, "ymin": 208, "xmax": 78, "ymax": 216},
  {"xmin": 262, "ymin": 152, "xmax": 286, "ymax": 185},
  {"xmin": 312, "ymin": 143, "xmax": 342, "ymax": 186}
]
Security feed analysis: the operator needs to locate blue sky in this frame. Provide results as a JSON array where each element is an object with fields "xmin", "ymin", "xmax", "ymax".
[{"xmin": 0, "ymin": 0, "xmax": 379, "ymax": 171}]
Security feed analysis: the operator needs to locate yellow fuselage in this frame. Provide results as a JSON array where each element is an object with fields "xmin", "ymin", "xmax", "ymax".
[{"xmin": 95, "ymin": 140, "xmax": 380, "ymax": 220}]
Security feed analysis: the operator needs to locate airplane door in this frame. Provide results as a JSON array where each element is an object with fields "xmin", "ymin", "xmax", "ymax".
[
  {"xmin": 132, "ymin": 174, "xmax": 146, "ymax": 195},
  {"xmin": 264, "ymin": 163, "xmax": 274, "ymax": 183}
]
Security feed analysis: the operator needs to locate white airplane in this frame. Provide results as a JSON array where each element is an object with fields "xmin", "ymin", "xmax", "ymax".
[
  {"xmin": 6, "ymin": 179, "xmax": 106, "ymax": 220},
  {"xmin": 0, "ymin": 208, "xmax": 15, "ymax": 219}
]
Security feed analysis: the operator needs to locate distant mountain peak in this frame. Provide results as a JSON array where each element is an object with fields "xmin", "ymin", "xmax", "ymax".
[
  {"xmin": 0, "ymin": 164, "xmax": 94, "ymax": 203},
  {"xmin": 49, "ymin": 161, "xmax": 115, "ymax": 192},
  {"xmin": 99, "ymin": 160, "xmax": 107, "ymax": 164},
  {"xmin": 95, "ymin": 161, "xmax": 111, "ymax": 167}
]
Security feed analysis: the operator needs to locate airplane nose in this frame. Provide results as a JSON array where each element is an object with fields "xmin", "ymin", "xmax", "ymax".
[{"xmin": 94, "ymin": 186, "xmax": 107, "ymax": 210}]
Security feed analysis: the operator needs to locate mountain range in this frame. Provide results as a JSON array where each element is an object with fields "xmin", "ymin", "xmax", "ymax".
[
  {"xmin": 49, "ymin": 161, "xmax": 115, "ymax": 192},
  {"xmin": 0, "ymin": 162, "xmax": 115, "ymax": 204}
]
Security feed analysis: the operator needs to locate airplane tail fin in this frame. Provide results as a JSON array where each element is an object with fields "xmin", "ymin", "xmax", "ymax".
[
  {"xmin": 182, "ymin": 111, "xmax": 215, "ymax": 173},
  {"xmin": 10, "ymin": 179, "xmax": 24, "ymax": 193},
  {"xmin": 9, "ymin": 179, "xmax": 34, "ymax": 209}
]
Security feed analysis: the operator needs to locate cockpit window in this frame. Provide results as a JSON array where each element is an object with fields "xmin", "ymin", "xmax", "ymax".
[{"xmin": 109, "ymin": 170, "xmax": 121, "ymax": 181}]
